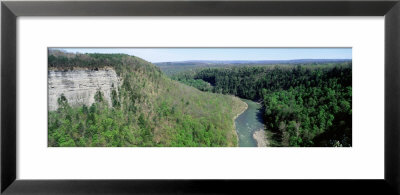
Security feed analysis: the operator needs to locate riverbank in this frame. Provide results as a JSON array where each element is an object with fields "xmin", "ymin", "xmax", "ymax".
[
  {"xmin": 232, "ymin": 98, "xmax": 248, "ymax": 146},
  {"xmin": 253, "ymin": 129, "xmax": 269, "ymax": 147},
  {"xmin": 235, "ymin": 98, "xmax": 265, "ymax": 147}
]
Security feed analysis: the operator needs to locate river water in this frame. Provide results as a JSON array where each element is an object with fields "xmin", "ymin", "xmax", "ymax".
[{"xmin": 235, "ymin": 99, "xmax": 265, "ymax": 147}]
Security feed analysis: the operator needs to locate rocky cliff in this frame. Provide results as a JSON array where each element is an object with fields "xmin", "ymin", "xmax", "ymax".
[{"xmin": 48, "ymin": 68, "xmax": 120, "ymax": 111}]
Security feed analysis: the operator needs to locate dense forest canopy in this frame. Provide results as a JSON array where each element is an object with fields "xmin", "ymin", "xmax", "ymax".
[
  {"xmin": 48, "ymin": 49, "xmax": 159, "ymax": 77},
  {"xmin": 48, "ymin": 49, "xmax": 352, "ymax": 147},
  {"xmin": 156, "ymin": 59, "xmax": 351, "ymax": 76},
  {"xmin": 171, "ymin": 63, "xmax": 352, "ymax": 147},
  {"xmin": 48, "ymin": 50, "xmax": 245, "ymax": 147}
]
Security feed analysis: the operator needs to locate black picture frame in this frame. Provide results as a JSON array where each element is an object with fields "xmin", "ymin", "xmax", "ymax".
[{"xmin": 1, "ymin": 0, "xmax": 400, "ymax": 194}]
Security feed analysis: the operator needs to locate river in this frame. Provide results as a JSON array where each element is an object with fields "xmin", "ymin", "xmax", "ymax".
[{"xmin": 235, "ymin": 99, "xmax": 265, "ymax": 147}]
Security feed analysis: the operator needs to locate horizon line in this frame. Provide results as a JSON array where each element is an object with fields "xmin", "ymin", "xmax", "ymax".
[{"xmin": 152, "ymin": 58, "xmax": 352, "ymax": 63}]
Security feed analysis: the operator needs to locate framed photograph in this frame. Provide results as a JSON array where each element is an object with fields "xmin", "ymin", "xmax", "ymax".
[{"xmin": 2, "ymin": 0, "xmax": 400, "ymax": 194}]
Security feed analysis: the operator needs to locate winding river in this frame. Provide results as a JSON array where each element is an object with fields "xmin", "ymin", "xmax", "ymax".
[{"xmin": 235, "ymin": 99, "xmax": 265, "ymax": 147}]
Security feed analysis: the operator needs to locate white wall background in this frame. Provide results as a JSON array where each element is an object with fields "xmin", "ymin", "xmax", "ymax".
[{"xmin": 17, "ymin": 17, "xmax": 384, "ymax": 179}]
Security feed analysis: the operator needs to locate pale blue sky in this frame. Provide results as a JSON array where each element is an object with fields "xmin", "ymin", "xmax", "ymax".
[{"xmin": 53, "ymin": 48, "xmax": 352, "ymax": 63}]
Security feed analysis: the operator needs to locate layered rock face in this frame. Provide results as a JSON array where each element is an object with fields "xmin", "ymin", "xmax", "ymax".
[{"xmin": 48, "ymin": 68, "xmax": 120, "ymax": 111}]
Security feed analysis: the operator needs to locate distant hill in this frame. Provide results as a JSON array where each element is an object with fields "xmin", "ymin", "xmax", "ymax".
[
  {"xmin": 155, "ymin": 59, "xmax": 352, "ymax": 66},
  {"xmin": 171, "ymin": 62, "xmax": 353, "ymax": 147},
  {"xmin": 155, "ymin": 59, "xmax": 352, "ymax": 75}
]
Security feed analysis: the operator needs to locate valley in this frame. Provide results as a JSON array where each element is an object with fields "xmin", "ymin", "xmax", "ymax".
[
  {"xmin": 48, "ymin": 48, "xmax": 352, "ymax": 147},
  {"xmin": 48, "ymin": 51, "xmax": 245, "ymax": 147},
  {"xmin": 169, "ymin": 62, "xmax": 352, "ymax": 147}
]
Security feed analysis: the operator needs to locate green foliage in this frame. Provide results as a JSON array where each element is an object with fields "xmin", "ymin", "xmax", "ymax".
[
  {"xmin": 57, "ymin": 93, "xmax": 69, "ymax": 109},
  {"xmin": 173, "ymin": 63, "xmax": 351, "ymax": 100},
  {"xmin": 173, "ymin": 63, "xmax": 352, "ymax": 147},
  {"xmin": 263, "ymin": 84, "xmax": 352, "ymax": 147},
  {"xmin": 94, "ymin": 90, "xmax": 103, "ymax": 103},
  {"xmin": 171, "ymin": 75, "xmax": 213, "ymax": 92},
  {"xmin": 48, "ymin": 49, "xmax": 163, "ymax": 77},
  {"xmin": 48, "ymin": 50, "xmax": 351, "ymax": 147},
  {"xmin": 48, "ymin": 50, "xmax": 241, "ymax": 147}
]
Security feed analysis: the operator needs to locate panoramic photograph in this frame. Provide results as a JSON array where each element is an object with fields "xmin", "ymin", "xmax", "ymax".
[{"xmin": 48, "ymin": 48, "xmax": 352, "ymax": 147}]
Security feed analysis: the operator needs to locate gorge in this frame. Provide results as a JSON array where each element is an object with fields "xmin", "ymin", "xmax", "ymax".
[{"xmin": 48, "ymin": 51, "xmax": 245, "ymax": 147}]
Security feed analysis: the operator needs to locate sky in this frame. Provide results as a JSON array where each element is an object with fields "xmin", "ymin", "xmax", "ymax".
[{"xmin": 53, "ymin": 48, "xmax": 352, "ymax": 63}]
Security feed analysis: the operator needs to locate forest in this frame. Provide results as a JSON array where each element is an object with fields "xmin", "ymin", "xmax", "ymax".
[
  {"xmin": 48, "ymin": 51, "xmax": 245, "ymax": 147},
  {"xmin": 48, "ymin": 49, "xmax": 352, "ymax": 147},
  {"xmin": 171, "ymin": 63, "xmax": 352, "ymax": 147},
  {"xmin": 156, "ymin": 59, "xmax": 350, "ymax": 76}
]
